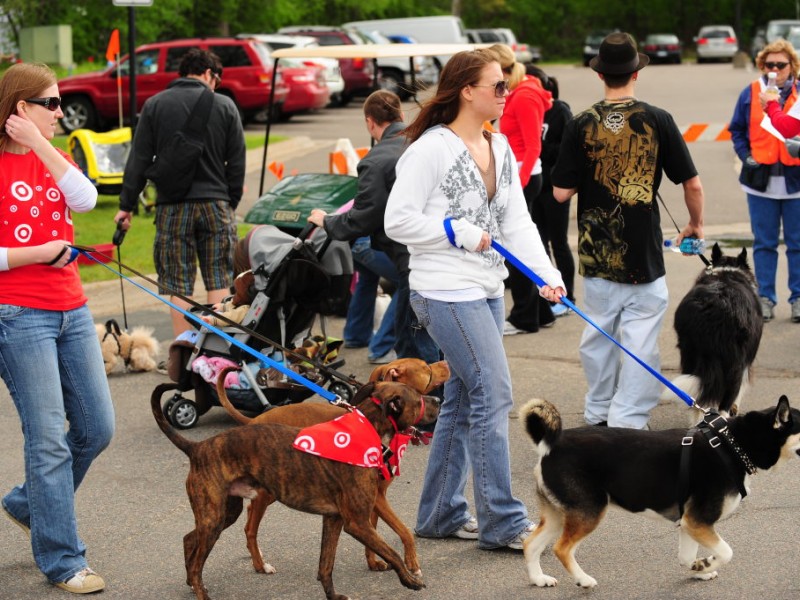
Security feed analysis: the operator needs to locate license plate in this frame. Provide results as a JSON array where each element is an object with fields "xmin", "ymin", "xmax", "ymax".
[
  {"xmin": 657, "ymin": 51, "xmax": 667, "ymax": 57},
  {"xmin": 272, "ymin": 210, "xmax": 301, "ymax": 222}
]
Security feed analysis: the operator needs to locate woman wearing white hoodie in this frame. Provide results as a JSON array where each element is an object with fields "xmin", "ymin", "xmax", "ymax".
[{"xmin": 385, "ymin": 48, "xmax": 565, "ymax": 551}]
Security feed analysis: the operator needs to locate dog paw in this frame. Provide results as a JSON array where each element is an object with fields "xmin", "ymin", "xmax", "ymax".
[
  {"xmin": 367, "ymin": 559, "xmax": 390, "ymax": 571},
  {"xmin": 576, "ymin": 574, "xmax": 598, "ymax": 588},
  {"xmin": 403, "ymin": 574, "xmax": 425, "ymax": 590},
  {"xmin": 691, "ymin": 556, "xmax": 715, "ymax": 573},
  {"xmin": 530, "ymin": 574, "xmax": 558, "ymax": 587},
  {"xmin": 692, "ymin": 570, "xmax": 718, "ymax": 581}
]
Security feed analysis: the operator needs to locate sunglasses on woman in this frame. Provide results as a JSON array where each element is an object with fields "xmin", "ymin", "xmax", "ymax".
[
  {"xmin": 471, "ymin": 80, "xmax": 509, "ymax": 98},
  {"xmin": 765, "ymin": 61, "xmax": 789, "ymax": 70},
  {"xmin": 25, "ymin": 97, "xmax": 62, "ymax": 111}
]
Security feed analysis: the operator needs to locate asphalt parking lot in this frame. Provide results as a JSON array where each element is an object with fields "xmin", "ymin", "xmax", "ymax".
[{"xmin": 2, "ymin": 61, "xmax": 800, "ymax": 599}]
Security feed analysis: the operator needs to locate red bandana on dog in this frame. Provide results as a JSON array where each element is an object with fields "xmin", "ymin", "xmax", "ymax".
[{"xmin": 293, "ymin": 410, "xmax": 391, "ymax": 480}]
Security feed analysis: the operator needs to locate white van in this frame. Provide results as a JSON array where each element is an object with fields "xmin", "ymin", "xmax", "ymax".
[{"xmin": 341, "ymin": 15, "xmax": 469, "ymax": 69}]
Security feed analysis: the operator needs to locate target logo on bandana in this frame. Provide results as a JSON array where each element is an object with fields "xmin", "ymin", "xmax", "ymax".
[
  {"xmin": 52, "ymin": 211, "xmax": 61, "ymax": 221},
  {"xmin": 30, "ymin": 206, "xmax": 40, "ymax": 218},
  {"xmin": 363, "ymin": 446, "xmax": 382, "ymax": 468},
  {"xmin": 14, "ymin": 224, "xmax": 33, "ymax": 244},
  {"xmin": 333, "ymin": 432, "xmax": 351, "ymax": 448},
  {"xmin": 45, "ymin": 188, "xmax": 61, "ymax": 202},
  {"xmin": 294, "ymin": 435, "xmax": 317, "ymax": 454},
  {"xmin": 395, "ymin": 442, "xmax": 408, "ymax": 463},
  {"xmin": 11, "ymin": 181, "xmax": 33, "ymax": 202},
  {"xmin": 65, "ymin": 207, "xmax": 72, "ymax": 225}
]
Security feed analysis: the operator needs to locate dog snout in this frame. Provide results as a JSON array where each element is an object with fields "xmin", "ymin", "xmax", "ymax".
[{"xmin": 421, "ymin": 394, "xmax": 441, "ymax": 423}]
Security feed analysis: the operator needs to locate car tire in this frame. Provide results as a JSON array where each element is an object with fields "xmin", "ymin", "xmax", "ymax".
[{"xmin": 60, "ymin": 96, "xmax": 99, "ymax": 133}]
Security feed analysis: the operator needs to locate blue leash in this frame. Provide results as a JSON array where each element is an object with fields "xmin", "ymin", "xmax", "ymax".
[
  {"xmin": 73, "ymin": 247, "xmax": 337, "ymax": 402},
  {"xmin": 443, "ymin": 218, "xmax": 695, "ymax": 408}
]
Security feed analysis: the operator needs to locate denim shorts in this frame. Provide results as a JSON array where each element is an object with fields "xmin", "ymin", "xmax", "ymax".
[{"xmin": 154, "ymin": 200, "xmax": 237, "ymax": 296}]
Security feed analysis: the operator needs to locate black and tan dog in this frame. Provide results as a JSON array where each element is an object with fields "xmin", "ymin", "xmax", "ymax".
[
  {"xmin": 216, "ymin": 357, "xmax": 450, "ymax": 576},
  {"xmin": 151, "ymin": 380, "xmax": 439, "ymax": 600},
  {"xmin": 520, "ymin": 396, "xmax": 800, "ymax": 588}
]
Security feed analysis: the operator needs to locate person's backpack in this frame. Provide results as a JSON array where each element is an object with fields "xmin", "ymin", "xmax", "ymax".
[{"xmin": 145, "ymin": 88, "xmax": 214, "ymax": 200}]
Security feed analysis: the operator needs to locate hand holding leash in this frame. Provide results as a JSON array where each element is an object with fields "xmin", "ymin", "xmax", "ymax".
[{"xmin": 113, "ymin": 220, "xmax": 127, "ymax": 246}]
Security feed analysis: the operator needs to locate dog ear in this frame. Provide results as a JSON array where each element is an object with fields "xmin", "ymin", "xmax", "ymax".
[
  {"xmin": 711, "ymin": 243, "xmax": 723, "ymax": 264},
  {"xmin": 351, "ymin": 381, "xmax": 376, "ymax": 404},
  {"xmin": 737, "ymin": 247, "xmax": 749, "ymax": 268},
  {"xmin": 383, "ymin": 392, "xmax": 405, "ymax": 420},
  {"xmin": 775, "ymin": 395, "xmax": 792, "ymax": 428}
]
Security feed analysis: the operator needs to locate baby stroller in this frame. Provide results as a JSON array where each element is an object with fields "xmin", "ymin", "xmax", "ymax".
[{"xmin": 156, "ymin": 224, "xmax": 357, "ymax": 429}]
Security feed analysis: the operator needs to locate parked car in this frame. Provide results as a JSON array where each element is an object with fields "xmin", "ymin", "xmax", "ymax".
[
  {"xmin": 57, "ymin": 37, "xmax": 288, "ymax": 134},
  {"xmin": 752, "ymin": 20, "xmax": 800, "ymax": 60},
  {"xmin": 277, "ymin": 26, "xmax": 375, "ymax": 104},
  {"xmin": 583, "ymin": 29, "xmax": 618, "ymax": 66},
  {"xmin": 695, "ymin": 25, "xmax": 738, "ymax": 63},
  {"xmin": 237, "ymin": 33, "xmax": 345, "ymax": 106},
  {"xmin": 276, "ymin": 58, "xmax": 330, "ymax": 120},
  {"xmin": 465, "ymin": 28, "xmax": 540, "ymax": 63},
  {"xmin": 342, "ymin": 16, "xmax": 469, "ymax": 70},
  {"xmin": 642, "ymin": 34, "xmax": 682, "ymax": 64},
  {"xmin": 349, "ymin": 28, "xmax": 438, "ymax": 98}
]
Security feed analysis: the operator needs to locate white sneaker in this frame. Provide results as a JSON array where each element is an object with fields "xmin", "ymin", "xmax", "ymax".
[
  {"xmin": 368, "ymin": 349, "xmax": 397, "ymax": 364},
  {"xmin": 55, "ymin": 568, "xmax": 105, "ymax": 594},
  {"xmin": 551, "ymin": 303, "xmax": 571, "ymax": 318},
  {"xmin": 503, "ymin": 320, "xmax": 527, "ymax": 336},
  {"xmin": 450, "ymin": 516, "xmax": 479, "ymax": 540},
  {"xmin": 506, "ymin": 522, "xmax": 537, "ymax": 550}
]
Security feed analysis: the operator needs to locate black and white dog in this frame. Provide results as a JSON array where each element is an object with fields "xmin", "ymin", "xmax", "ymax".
[
  {"xmin": 663, "ymin": 243, "xmax": 762, "ymax": 418},
  {"xmin": 520, "ymin": 396, "xmax": 800, "ymax": 588}
]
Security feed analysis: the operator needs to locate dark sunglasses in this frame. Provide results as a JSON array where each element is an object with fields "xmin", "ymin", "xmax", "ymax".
[
  {"xmin": 765, "ymin": 61, "xmax": 790, "ymax": 70},
  {"xmin": 471, "ymin": 80, "xmax": 509, "ymax": 98},
  {"xmin": 24, "ymin": 96, "xmax": 62, "ymax": 111}
]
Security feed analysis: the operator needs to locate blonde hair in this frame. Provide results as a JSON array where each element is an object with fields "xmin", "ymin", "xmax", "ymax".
[
  {"xmin": 756, "ymin": 39, "xmax": 800, "ymax": 77},
  {"xmin": 0, "ymin": 63, "xmax": 57, "ymax": 153},
  {"xmin": 487, "ymin": 43, "xmax": 515, "ymax": 72}
]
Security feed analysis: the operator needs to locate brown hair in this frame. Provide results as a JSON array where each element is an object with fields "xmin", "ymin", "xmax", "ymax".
[
  {"xmin": 404, "ymin": 49, "xmax": 499, "ymax": 143},
  {"xmin": 363, "ymin": 89, "xmax": 403, "ymax": 125},
  {"xmin": 0, "ymin": 63, "xmax": 57, "ymax": 153},
  {"xmin": 756, "ymin": 39, "xmax": 800, "ymax": 77}
]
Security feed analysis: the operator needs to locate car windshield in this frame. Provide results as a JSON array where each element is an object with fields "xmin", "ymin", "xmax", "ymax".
[{"xmin": 767, "ymin": 21, "xmax": 800, "ymax": 41}]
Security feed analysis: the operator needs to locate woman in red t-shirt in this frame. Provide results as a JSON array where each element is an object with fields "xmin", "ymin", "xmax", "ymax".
[{"xmin": 0, "ymin": 63, "xmax": 113, "ymax": 594}]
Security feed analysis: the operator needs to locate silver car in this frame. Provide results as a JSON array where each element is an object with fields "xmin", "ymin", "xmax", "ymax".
[{"xmin": 695, "ymin": 25, "xmax": 738, "ymax": 63}]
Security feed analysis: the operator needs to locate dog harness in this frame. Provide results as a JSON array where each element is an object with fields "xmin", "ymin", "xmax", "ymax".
[{"xmin": 678, "ymin": 411, "xmax": 757, "ymax": 517}]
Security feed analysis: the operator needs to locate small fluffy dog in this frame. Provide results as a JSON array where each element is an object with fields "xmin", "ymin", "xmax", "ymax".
[
  {"xmin": 663, "ymin": 244, "xmax": 762, "ymax": 418},
  {"xmin": 520, "ymin": 396, "xmax": 800, "ymax": 588},
  {"xmin": 96, "ymin": 318, "xmax": 159, "ymax": 374}
]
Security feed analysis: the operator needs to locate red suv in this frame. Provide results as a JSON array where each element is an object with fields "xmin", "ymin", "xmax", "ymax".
[
  {"xmin": 57, "ymin": 38, "xmax": 289, "ymax": 133},
  {"xmin": 277, "ymin": 26, "xmax": 375, "ymax": 105}
]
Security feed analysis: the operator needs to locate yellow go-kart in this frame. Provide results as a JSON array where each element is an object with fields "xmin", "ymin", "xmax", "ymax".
[{"xmin": 68, "ymin": 127, "xmax": 155, "ymax": 213}]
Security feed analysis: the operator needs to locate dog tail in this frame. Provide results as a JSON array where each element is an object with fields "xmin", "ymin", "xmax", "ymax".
[
  {"xmin": 660, "ymin": 374, "xmax": 701, "ymax": 406},
  {"xmin": 520, "ymin": 398, "xmax": 562, "ymax": 453},
  {"xmin": 150, "ymin": 383, "xmax": 194, "ymax": 456},
  {"xmin": 216, "ymin": 366, "xmax": 254, "ymax": 425}
]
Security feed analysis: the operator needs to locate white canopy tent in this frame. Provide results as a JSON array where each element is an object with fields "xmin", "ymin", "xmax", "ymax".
[{"xmin": 258, "ymin": 43, "xmax": 490, "ymax": 194}]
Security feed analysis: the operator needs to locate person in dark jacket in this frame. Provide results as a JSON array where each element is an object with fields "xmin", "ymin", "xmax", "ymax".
[
  {"xmin": 115, "ymin": 48, "xmax": 245, "ymax": 336},
  {"xmin": 308, "ymin": 90, "xmax": 439, "ymax": 363},
  {"xmin": 527, "ymin": 65, "xmax": 576, "ymax": 314}
]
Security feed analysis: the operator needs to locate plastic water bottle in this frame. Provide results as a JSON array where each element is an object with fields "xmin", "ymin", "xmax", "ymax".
[
  {"xmin": 766, "ymin": 71, "xmax": 780, "ymax": 100},
  {"xmin": 663, "ymin": 237, "xmax": 706, "ymax": 254}
]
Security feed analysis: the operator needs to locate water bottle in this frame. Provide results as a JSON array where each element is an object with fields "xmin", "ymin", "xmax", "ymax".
[
  {"xmin": 766, "ymin": 71, "xmax": 780, "ymax": 101},
  {"xmin": 663, "ymin": 237, "xmax": 706, "ymax": 255}
]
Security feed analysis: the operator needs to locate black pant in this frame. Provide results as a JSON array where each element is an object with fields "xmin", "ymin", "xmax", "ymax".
[
  {"xmin": 531, "ymin": 180, "xmax": 576, "ymax": 302},
  {"xmin": 505, "ymin": 174, "xmax": 555, "ymax": 332}
]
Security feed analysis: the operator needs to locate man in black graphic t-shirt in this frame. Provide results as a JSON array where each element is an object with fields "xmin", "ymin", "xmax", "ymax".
[{"xmin": 551, "ymin": 32, "xmax": 704, "ymax": 429}]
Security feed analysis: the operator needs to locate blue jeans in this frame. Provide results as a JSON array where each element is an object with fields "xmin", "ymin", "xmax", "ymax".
[
  {"xmin": 394, "ymin": 275, "xmax": 440, "ymax": 363},
  {"xmin": 746, "ymin": 193, "xmax": 800, "ymax": 304},
  {"xmin": 0, "ymin": 304, "xmax": 115, "ymax": 583},
  {"xmin": 410, "ymin": 293, "xmax": 530, "ymax": 549},
  {"xmin": 344, "ymin": 238, "xmax": 399, "ymax": 359},
  {"xmin": 580, "ymin": 276, "xmax": 668, "ymax": 429}
]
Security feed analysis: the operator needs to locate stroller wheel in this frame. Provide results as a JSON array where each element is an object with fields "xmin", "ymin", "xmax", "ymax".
[
  {"xmin": 168, "ymin": 398, "xmax": 199, "ymax": 429},
  {"xmin": 163, "ymin": 393, "xmax": 182, "ymax": 419},
  {"xmin": 327, "ymin": 381, "xmax": 354, "ymax": 403}
]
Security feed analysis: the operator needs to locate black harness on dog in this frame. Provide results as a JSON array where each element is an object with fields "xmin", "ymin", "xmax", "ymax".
[
  {"xmin": 678, "ymin": 411, "xmax": 757, "ymax": 518},
  {"xmin": 101, "ymin": 318, "xmax": 131, "ymax": 367}
]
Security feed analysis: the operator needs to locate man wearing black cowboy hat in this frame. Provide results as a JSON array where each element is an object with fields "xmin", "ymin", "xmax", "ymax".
[{"xmin": 550, "ymin": 31, "xmax": 705, "ymax": 430}]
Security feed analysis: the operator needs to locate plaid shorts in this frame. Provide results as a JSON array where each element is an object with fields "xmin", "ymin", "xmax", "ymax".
[{"xmin": 153, "ymin": 200, "xmax": 237, "ymax": 296}]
